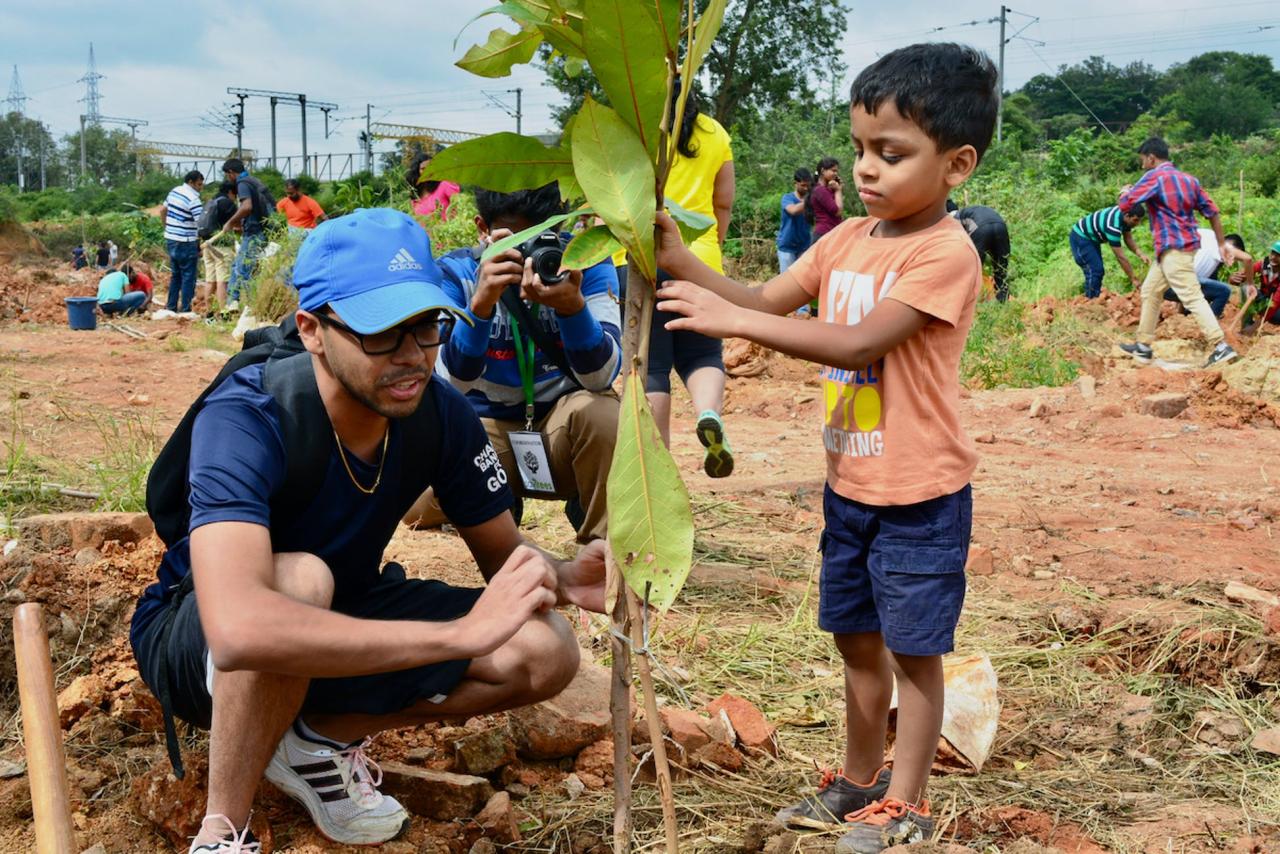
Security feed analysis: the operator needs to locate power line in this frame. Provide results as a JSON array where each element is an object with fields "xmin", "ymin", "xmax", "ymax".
[{"xmin": 1023, "ymin": 42, "xmax": 1116, "ymax": 136}]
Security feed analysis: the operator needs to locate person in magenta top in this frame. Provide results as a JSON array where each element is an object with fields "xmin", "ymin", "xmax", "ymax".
[
  {"xmin": 414, "ymin": 180, "xmax": 461, "ymax": 219},
  {"xmin": 808, "ymin": 157, "xmax": 844, "ymax": 240},
  {"xmin": 408, "ymin": 155, "xmax": 461, "ymax": 220}
]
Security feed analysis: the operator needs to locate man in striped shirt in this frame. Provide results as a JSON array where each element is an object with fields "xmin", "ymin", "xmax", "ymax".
[
  {"xmin": 162, "ymin": 170, "xmax": 205, "ymax": 315},
  {"xmin": 1069, "ymin": 203, "xmax": 1148, "ymax": 298},
  {"xmin": 1116, "ymin": 138, "xmax": 1238, "ymax": 368}
]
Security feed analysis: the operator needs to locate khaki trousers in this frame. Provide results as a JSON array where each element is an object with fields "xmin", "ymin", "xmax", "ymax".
[
  {"xmin": 404, "ymin": 389, "xmax": 618, "ymax": 543},
  {"xmin": 1137, "ymin": 249, "xmax": 1223, "ymax": 347}
]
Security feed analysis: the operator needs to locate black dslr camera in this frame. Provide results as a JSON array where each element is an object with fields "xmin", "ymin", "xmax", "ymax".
[{"xmin": 517, "ymin": 230, "xmax": 569, "ymax": 284}]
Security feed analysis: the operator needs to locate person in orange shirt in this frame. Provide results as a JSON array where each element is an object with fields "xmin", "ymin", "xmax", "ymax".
[
  {"xmin": 655, "ymin": 43, "xmax": 997, "ymax": 854},
  {"xmin": 277, "ymin": 179, "xmax": 328, "ymax": 230}
]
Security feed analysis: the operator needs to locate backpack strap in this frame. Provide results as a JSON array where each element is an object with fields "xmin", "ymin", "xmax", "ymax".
[
  {"xmin": 498, "ymin": 287, "xmax": 585, "ymax": 391},
  {"xmin": 262, "ymin": 352, "xmax": 331, "ymax": 534}
]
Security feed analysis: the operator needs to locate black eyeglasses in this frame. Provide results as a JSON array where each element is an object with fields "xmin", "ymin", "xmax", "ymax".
[{"xmin": 315, "ymin": 312, "xmax": 455, "ymax": 355}]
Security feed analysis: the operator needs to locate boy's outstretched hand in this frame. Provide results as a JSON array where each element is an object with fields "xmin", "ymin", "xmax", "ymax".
[{"xmin": 657, "ymin": 280, "xmax": 741, "ymax": 339}]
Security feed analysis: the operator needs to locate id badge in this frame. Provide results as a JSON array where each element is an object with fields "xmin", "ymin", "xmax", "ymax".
[{"xmin": 507, "ymin": 431, "xmax": 558, "ymax": 496}]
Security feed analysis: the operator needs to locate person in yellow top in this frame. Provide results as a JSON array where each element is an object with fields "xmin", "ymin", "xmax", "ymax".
[
  {"xmin": 277, "ymin": 179, "xmax": 329, "ymax": 231},
  {"xmin": 650, "ymin": 87, "xmax": 736, "ymax": 478}
]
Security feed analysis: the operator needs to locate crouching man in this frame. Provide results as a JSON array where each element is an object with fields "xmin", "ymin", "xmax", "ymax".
[{"xmin": 130, "ymin": 208, "xmax": 605, "ymax": 853}]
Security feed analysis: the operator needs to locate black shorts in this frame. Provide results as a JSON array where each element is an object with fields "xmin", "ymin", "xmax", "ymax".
[{"xmin": 134, "ymin": 562, "xmax": 483, "ymax": 729}]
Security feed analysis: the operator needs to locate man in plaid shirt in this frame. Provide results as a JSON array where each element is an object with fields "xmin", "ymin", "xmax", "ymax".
[{"xmin": 1116, "ymin": 137, "xmax": 1239, "ymax": 368}]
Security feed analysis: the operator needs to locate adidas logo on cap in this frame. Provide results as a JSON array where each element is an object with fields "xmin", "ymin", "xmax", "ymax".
[{"xmin": 387, "ymin": 248, "xmax": 424, "ymax": 272}]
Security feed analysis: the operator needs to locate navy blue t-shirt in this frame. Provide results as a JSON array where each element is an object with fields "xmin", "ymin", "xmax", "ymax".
[
  {"xmin": 777, "ymin": 192, "xmax": 811, "ymax": 252},
  {"xmin": 129, "ymin": 363, "xmax": 512, "ymax": 648},
  {"xmin": 235, "ymin": 174, "xmax": 265, "ymax": 236}
]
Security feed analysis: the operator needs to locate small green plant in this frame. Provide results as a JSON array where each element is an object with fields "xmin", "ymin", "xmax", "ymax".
[
  {"xmin": 244, "ymin": 225, "xmax": 304, "ymax": 323},
  {"xmin": 962, "ymin": 301, "xmax": 1080, "ymax": 389},
  {"xmin": 83, "ymin": 410, "xmax": 159, "ymax": 513}
]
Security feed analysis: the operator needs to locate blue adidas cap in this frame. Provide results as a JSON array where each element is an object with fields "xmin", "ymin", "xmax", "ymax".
[{"xmin": 293, "ymin": 207, "xmax": 469, "ymax": 334}]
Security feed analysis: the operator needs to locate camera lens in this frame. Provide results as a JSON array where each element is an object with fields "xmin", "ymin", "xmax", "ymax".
[{"xmin": 531, "ymin": 247, "xmax": 566, "ymax": 284}]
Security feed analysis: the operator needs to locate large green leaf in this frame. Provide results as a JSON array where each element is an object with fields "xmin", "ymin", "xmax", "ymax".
[
  {"xmin": 457, "ymin": 27, "xmax": 542, "ymax": 77},
  {"xmin": 664, "ymin": 196, "xmax": 714, "ymax": 245},
  {"xmin": 584, "ymin": 0, "xmax": 668, "ymax": 159},
  {"xmin": 570, "ymin": 98, "xmax": 656, "ymax": 282},
  {"xmin": 559, "ymin": 173, "xmax": 584, "ymax": 204},
  {"xmin": 478, "ymin": 208, "xmax": 585, "ymax": 262},
  {"xmin": 606, "ymin": 369, "xmax": 695, "ymax": 613},
  {"xmin": 646, "ymin": 0, "xmax": 680, "ymax": 54},
  {"xmin": 454, "ymin": 3, "xmax": 548, "ymax": 50},
  {"xmin": 563, "ymin": 225, "xmax": 623, "ymax": 270},
  {"xmin": 421, "ymin": 133, "xmax": 572, "ymax": 191},
  {"xmin": 687, "ymin": 0, "xmax": 727, "ymax": 80}
]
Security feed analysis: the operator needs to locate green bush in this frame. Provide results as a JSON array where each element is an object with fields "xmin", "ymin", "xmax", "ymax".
[
  {"xmin": 419, "ymin": 192, "xmax": 480, "ymax": 255},
  {"xmin": 961, "ymin": 301, "xmax": 1079, "ymax": 389}
]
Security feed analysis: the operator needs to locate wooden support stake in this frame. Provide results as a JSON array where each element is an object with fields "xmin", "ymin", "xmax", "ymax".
[
  {"xmin": 607, "ymin": 552, "xmax": 633, "ymax": 854},
  {"xmin": 13, "ymin": 603, "xmax": 77, "ymax": 854},
  {"xmin": 628, "ymin": 587, "xmax": 679, "ymax": 854}
]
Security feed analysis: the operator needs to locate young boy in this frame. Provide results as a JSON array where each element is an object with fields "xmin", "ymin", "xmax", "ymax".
[{"xmin": 655, "ymin": 43, "xmax": 996, "ymax": 853}]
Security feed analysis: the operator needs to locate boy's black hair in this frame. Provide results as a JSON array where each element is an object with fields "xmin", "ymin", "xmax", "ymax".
[
  {"xmin": 1126, "ymin": 202, "xmax": 1146, "ymax": 219},
  {"xmin": 849, "ymin": 42, "xmax": 998, "ymax": 161},
  {"xmin": 1224, "ymin": 233, "xmax": 1245, "ymax": 251},
  {"xmin": 221, "ymin": 158, "xmax": 245, "ymax": 174},
  {"xmin": 284, "ymin": 178, "xmax": 300, "ymax": 190},
  {"xmin": 793, "ymin": 167, "xmax": 813, "ymax": 183},
  {"xmin": 219, "ymin": 180, "xmax": 236, "ymax": 195},
  {"xmin": 474, "ymin": 184, "xmax": 566, "ymax": 227},
  {"xmin": 1137, "ymin": 137, "xmax": 1170, "ymax": 160},
  {"xmin": 184, "ymin": 169, "xmax": 204, "ymax": 184}
]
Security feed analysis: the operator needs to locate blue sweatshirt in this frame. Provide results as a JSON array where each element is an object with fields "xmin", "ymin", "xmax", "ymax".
[{"xmin": 437, "ymin": 244, "xmax": 622, "ymax": 422}]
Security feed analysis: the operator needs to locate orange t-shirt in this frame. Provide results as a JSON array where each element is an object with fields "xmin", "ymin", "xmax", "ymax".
[
  {"xmin": 277, "ymin": 194, "xmax": 325, "ymax": 229},
  {"xmin": 787, "ymin": 216, "xmax": 980, "ymax": 506}
]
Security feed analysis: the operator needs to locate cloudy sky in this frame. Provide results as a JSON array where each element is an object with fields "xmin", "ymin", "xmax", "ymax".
[{"xmin": 2, "ymin": 0, "xmax": 1277, "ymax": 166}]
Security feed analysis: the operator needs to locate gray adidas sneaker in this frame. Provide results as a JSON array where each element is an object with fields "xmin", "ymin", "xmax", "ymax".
[
  {"xmin": 264, "ymin": 722, "xmax": 409, "ymax": 845},
  {"xmin": 774, "ymin": 766, "xmax": 891, "ymax": 830}
]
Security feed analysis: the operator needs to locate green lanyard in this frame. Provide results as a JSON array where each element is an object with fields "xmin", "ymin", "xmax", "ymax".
[{"xmin": 509, "ymin": 315, "xmax": 537, "ymax": 429}]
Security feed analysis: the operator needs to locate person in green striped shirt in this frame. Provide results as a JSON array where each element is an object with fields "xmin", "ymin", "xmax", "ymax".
[{"xmin": 1069, "ymin": 204, "xmax": 1148, "ymax": 298}]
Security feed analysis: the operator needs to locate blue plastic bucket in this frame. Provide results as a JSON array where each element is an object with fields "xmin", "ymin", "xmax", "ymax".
[{"xmin": 65, "ymin": 297, "xmax": 98, "ymax": 330}]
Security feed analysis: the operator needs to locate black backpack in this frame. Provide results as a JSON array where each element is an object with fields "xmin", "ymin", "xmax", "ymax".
[{"xmin": 246, "ymin": 175, "xmax": 277, "ymax": 221}]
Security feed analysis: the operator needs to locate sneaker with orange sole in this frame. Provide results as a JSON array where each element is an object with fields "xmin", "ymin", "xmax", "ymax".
[{"xmin": 835, "ymin": 798, "xmax": 934, "ymax": 853}]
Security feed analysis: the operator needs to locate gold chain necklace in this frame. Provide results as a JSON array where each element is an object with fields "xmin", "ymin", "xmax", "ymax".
[{"xmin": 333, "ymin": 426, "xmax": 389, "ymax": 495}]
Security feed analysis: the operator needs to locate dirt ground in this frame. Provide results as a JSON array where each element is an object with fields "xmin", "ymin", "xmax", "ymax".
[{"xmin": 1, "ymin": 259, "xmax": 1278, "ymax": 853}]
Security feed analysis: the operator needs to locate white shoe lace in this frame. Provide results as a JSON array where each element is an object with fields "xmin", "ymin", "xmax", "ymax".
[
  {"xmin": 338, "ymin": 737, "xmax": 385, "ymax": 807},
  {"xmin": 190, "ymin": 814, "xmax": 260, "ymax": 853}
]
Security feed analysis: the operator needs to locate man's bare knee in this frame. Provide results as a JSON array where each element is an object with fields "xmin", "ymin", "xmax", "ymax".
[
  {"xmin": 273, "ymin": 552, "xmax": 333, "ymax": 608},
  {"xmin": 523, "ymin": 612, "xmax": 580, "ymax": 699}
]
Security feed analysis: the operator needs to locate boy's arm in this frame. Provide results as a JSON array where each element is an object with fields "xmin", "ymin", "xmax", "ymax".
[
  {"xmin": 783, "ymin": 193, "xmax": 805, "ymax": 215},
  {"xmin": 656, "ymin": 212, "xmax": 809, "ymax": 315},
  {"xmin": 656, "ymin": 280, "xmax": 929, "ymax": 372}
]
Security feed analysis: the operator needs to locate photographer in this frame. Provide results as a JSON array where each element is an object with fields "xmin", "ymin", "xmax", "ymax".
[{"xmin": 404, "ymin": 185, "xmax": 621, "ymax": 543}]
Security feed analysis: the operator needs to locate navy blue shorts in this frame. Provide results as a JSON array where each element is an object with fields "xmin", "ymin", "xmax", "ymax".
[
  {"xmin": 134, "ymin": 562, "xmax": 482, "ymax": 730},
  {"xmin": 818, "ymin": 484, "xmax": 971, "ymax": 655}
]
